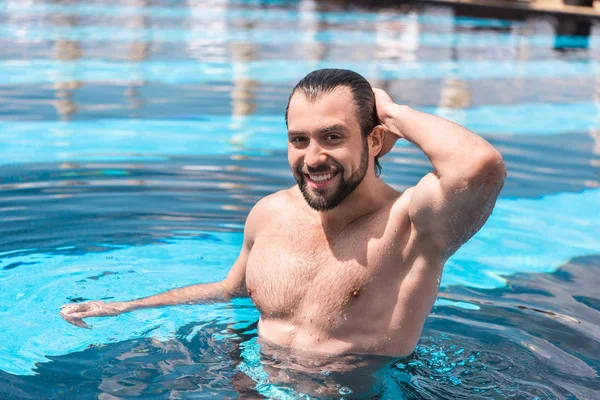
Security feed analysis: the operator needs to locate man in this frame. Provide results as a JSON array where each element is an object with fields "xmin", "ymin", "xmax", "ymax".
[{"xmin": 61, "ymin": 69, "xmax": 505, "ymax": 361}]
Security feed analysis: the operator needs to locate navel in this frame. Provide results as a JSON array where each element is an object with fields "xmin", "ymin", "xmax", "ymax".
[{"xmin": 247, "ymin": 288, "xmax": 253, "ymax": 297}]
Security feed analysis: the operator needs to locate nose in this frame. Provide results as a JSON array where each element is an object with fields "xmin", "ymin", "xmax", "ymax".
[{"xmin": 304, "ymin": 139, "xmax": 328, "ymax": 168}]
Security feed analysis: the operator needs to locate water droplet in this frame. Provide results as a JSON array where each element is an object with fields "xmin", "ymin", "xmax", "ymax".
[
  {"xmin": 321, "ymin": 369, "xmax": 331, "ymax": 376},
  {"xmin": 338, "ymin": 387, "xmax": 353, "ymax": 395}
]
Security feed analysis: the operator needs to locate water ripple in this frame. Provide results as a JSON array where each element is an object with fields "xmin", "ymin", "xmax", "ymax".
[
  {"xmin": 1, "ymin": 1, "xmax": 599, "ymax": 398},
  {"xmin": 0, "ymin": 129, "xmax": 597, "ymax": 258},
  {"xmin": 1, "ymin": 257, "xmax": 598, "ymax": 398}
]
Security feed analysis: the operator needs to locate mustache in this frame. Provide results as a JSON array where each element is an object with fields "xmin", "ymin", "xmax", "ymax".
[{"xmin": 297, "ymin": 163, "xmax": 341, "ymax": 175}]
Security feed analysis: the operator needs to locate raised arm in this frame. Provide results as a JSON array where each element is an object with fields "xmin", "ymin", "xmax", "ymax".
[
  {"xmin": 60, "ymin": 199, "xmax": 266, "ymax": 328},
  {"xmin": 375, "ymin": 89, "xmax": 506, "ymax": 259}
]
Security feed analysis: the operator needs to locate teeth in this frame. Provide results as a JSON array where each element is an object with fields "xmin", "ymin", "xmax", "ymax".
[{"xmin": 309, "ymin": 173, "xmax": 334, "ymax": 183}]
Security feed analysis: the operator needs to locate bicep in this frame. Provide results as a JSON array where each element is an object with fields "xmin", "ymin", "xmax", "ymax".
[
  {"xmin": 409, "ymin": 165, "xmax": 505, "ymax": 256},
  {"xmin": 222, "ymin": 243, "xmax": 250, "ymax": 298},
  {"xmin": 221, "ymin": 195, "xmax": 270, "ymax": 297}
]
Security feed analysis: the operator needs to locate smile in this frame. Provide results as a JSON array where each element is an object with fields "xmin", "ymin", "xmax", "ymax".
[
  {"xmin": 305, "ymin": 171, "xmax": 338, "ymax": 188},
  {"xmin": 309, "ymin": 172, "xmax": 335, "ymax": 183}
]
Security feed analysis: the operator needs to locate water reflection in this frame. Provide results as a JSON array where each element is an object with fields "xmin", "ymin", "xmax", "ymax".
[
  {"xmin": 230, "ymin": 39, "xmax": 258, "ymax": 119},
  {"xmin": 1, "ymin": 255, "xmax": 597, "ymax": 398},
  {"xmin": 593, "ymin": 77, "xmax": 600, "ymax": 158},
  {"xmin": 125, "ymin": 0, "xmax": 149, "ymax": 118},
  {"xmin": 1, "ymin": 124, "xmax": 597, "ymax": 258},
  {"xmin": 373, "ymin": 8, "xmax": 422, "ymax": 62},
  {"xmin": 1, "ymin": 0, "xmax": 600, "ymax": 398},
  {"xmin": 437, "ymin": 15, "xmax": 472, "ymax": 127},
  {"xmin": 51, "ymin": 1, "xmax": 82, "ymax": 120},
  {"xmin": 298, "ymin": 0, "xmax": 330, "ymax": 61},
  {"xmin": 243, "ymin": 338, "xmax": 394, "ymax": 398}
]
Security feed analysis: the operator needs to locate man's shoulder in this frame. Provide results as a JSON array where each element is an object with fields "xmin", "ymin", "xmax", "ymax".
[
  {"xmin": 245, "ymin": 187, "xmax": 298, "ymax": 229},
  {"xmin": 251, "ymin": 187, "xmax": 296, "ymax": 215}
]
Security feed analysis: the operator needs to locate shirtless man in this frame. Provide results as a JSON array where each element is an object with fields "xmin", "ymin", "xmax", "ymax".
[{"xmin": 61, "ymin": 69, "xmax": 505, "ymax": 362}]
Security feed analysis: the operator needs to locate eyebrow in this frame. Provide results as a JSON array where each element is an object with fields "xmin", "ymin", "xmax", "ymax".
[{"xmin": 288, "ymin": 124, "xmax": 347, "ymax": 136}]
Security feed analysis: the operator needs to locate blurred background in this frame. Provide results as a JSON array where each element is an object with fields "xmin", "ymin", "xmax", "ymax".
[{"xmin": 0, "ymin": 0, "xmax": 599, "ymax": 399}]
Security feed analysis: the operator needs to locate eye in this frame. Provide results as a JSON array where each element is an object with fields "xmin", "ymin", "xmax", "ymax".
[
  {"xmin": 325, "ymin": 134, "xmax": 342, "ymax": 141},
  {"xmin": 290, "ymin": 136, "xmax": 308, "ymax": 144}
]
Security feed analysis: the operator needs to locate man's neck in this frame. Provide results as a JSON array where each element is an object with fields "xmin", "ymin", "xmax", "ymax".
[{"xmin": 313, "ymin": 174, "xmax": 392, "ymax": 233}]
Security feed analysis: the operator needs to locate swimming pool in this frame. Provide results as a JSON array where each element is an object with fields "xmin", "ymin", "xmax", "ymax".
[{"xmin": 1, "ymin": 0, "xmax": 599, "ymax": 398}]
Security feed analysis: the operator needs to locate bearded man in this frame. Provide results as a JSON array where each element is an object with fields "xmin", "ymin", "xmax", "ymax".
[{"xmin": 61, "ymin": 69, "xmax": 505, "ymax": 365}]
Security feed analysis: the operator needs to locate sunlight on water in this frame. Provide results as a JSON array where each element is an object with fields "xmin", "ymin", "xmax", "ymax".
[
  {"xmin": 1, "ymin": 190, "xmax": 598, "ymax": 376},
  {"xmin": 1, "ymin": 0, "xmax": 599, "ymax": 398}
]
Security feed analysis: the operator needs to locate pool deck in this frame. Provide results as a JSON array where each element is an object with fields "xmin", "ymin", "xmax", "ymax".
[{"xmin": 422, "ymin": 0, "xmax": 600, "ymax": 19}]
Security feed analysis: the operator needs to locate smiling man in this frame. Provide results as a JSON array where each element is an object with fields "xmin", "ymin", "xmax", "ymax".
[{"xmin": 61, "ymin": 69, "xmax": 505, "ymax": 362}]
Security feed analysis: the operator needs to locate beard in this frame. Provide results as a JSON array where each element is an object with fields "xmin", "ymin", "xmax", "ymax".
[{"xmin": 294, "ymin": 140, "xmax": 369, "ymax": 212}]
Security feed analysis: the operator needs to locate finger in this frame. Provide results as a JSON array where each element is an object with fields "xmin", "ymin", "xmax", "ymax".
[
  {"xmin": 69, "ymin": 318, "xmax": 90, "ymax": 329},
  {"xmin": 60, "ymin": 310, "xmax": 86, "ymax": 321},
  {"xmin": 61, "ymin": 314, "xmax": 90, "ymax": 329},
  {"xmin": 60, "ymin": 306, "xmax": 78, "ymax": 314},
  {"xmin": 59, "ymin": 308, "xmax": 81, "ymax": 317}
]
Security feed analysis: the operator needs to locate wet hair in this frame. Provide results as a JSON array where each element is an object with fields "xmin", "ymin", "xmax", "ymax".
[{"xmin": 285, "ymin": 69, "xmax": 382, "ymax": 176}]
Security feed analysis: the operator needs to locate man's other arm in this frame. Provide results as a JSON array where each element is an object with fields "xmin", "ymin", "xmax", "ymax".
[
  {"xmin": 375, "ymin": 89, "xmax": 506, "ymax": 259},
  {"xmin": 59, "ymin": 199, "xmax": 265, "ymax": 328}
]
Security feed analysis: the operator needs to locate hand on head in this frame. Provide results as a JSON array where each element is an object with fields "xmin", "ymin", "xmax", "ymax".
[
  {"xmin": 373, "ymin": 88, "xmax": 394, "ymax": 122},
  {"xmin": 373, "ymin": 88, "xmax": 401, "ymax": 158}
]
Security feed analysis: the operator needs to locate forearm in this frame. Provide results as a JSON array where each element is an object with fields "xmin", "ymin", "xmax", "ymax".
[
  {"xmin": 384, "ymin": 105, "xmax": 500, "ymax": 178},
  {"xmin": 119, "ymin": 281, "xmax": 232, "ymax": 313}
]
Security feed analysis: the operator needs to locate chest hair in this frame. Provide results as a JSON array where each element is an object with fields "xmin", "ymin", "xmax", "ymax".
[{"xmin": 246, "ymin": 216, "xmax": 390, "ymax": 322}]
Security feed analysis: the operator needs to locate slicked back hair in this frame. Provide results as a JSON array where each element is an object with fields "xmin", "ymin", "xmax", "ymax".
[{"xmin": 285, "ymin": 69, "xmax": 382, "ymax": 176}]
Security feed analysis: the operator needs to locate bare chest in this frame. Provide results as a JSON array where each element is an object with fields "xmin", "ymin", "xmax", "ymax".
[{"xmin": 245, "ymin": 217, "xmax": 398, "ymax": 323}]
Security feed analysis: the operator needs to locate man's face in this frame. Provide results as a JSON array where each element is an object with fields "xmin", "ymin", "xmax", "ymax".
[{"xmin": 287, "ymin": 87, "xmax": 370, "ymax": 212}]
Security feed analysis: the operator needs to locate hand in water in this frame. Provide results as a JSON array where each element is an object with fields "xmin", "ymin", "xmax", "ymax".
[
  {"xmin": 60, "ymin": 301, "xmax": 125, "ymax": 328},
  {"xmin": 373, "ymin": 88, "xmax": 404, "ymax": 157}
]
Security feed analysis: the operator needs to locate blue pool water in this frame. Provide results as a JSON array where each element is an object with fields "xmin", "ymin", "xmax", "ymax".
[{"xmin": 1, "ymin": 0, "xmax": 599, "ymax": 398}]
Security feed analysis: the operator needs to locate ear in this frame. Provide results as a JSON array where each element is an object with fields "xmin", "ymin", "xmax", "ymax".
[{"xmin": 369, "ymin": 125, "xmax": 386, "ymax": 157}]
